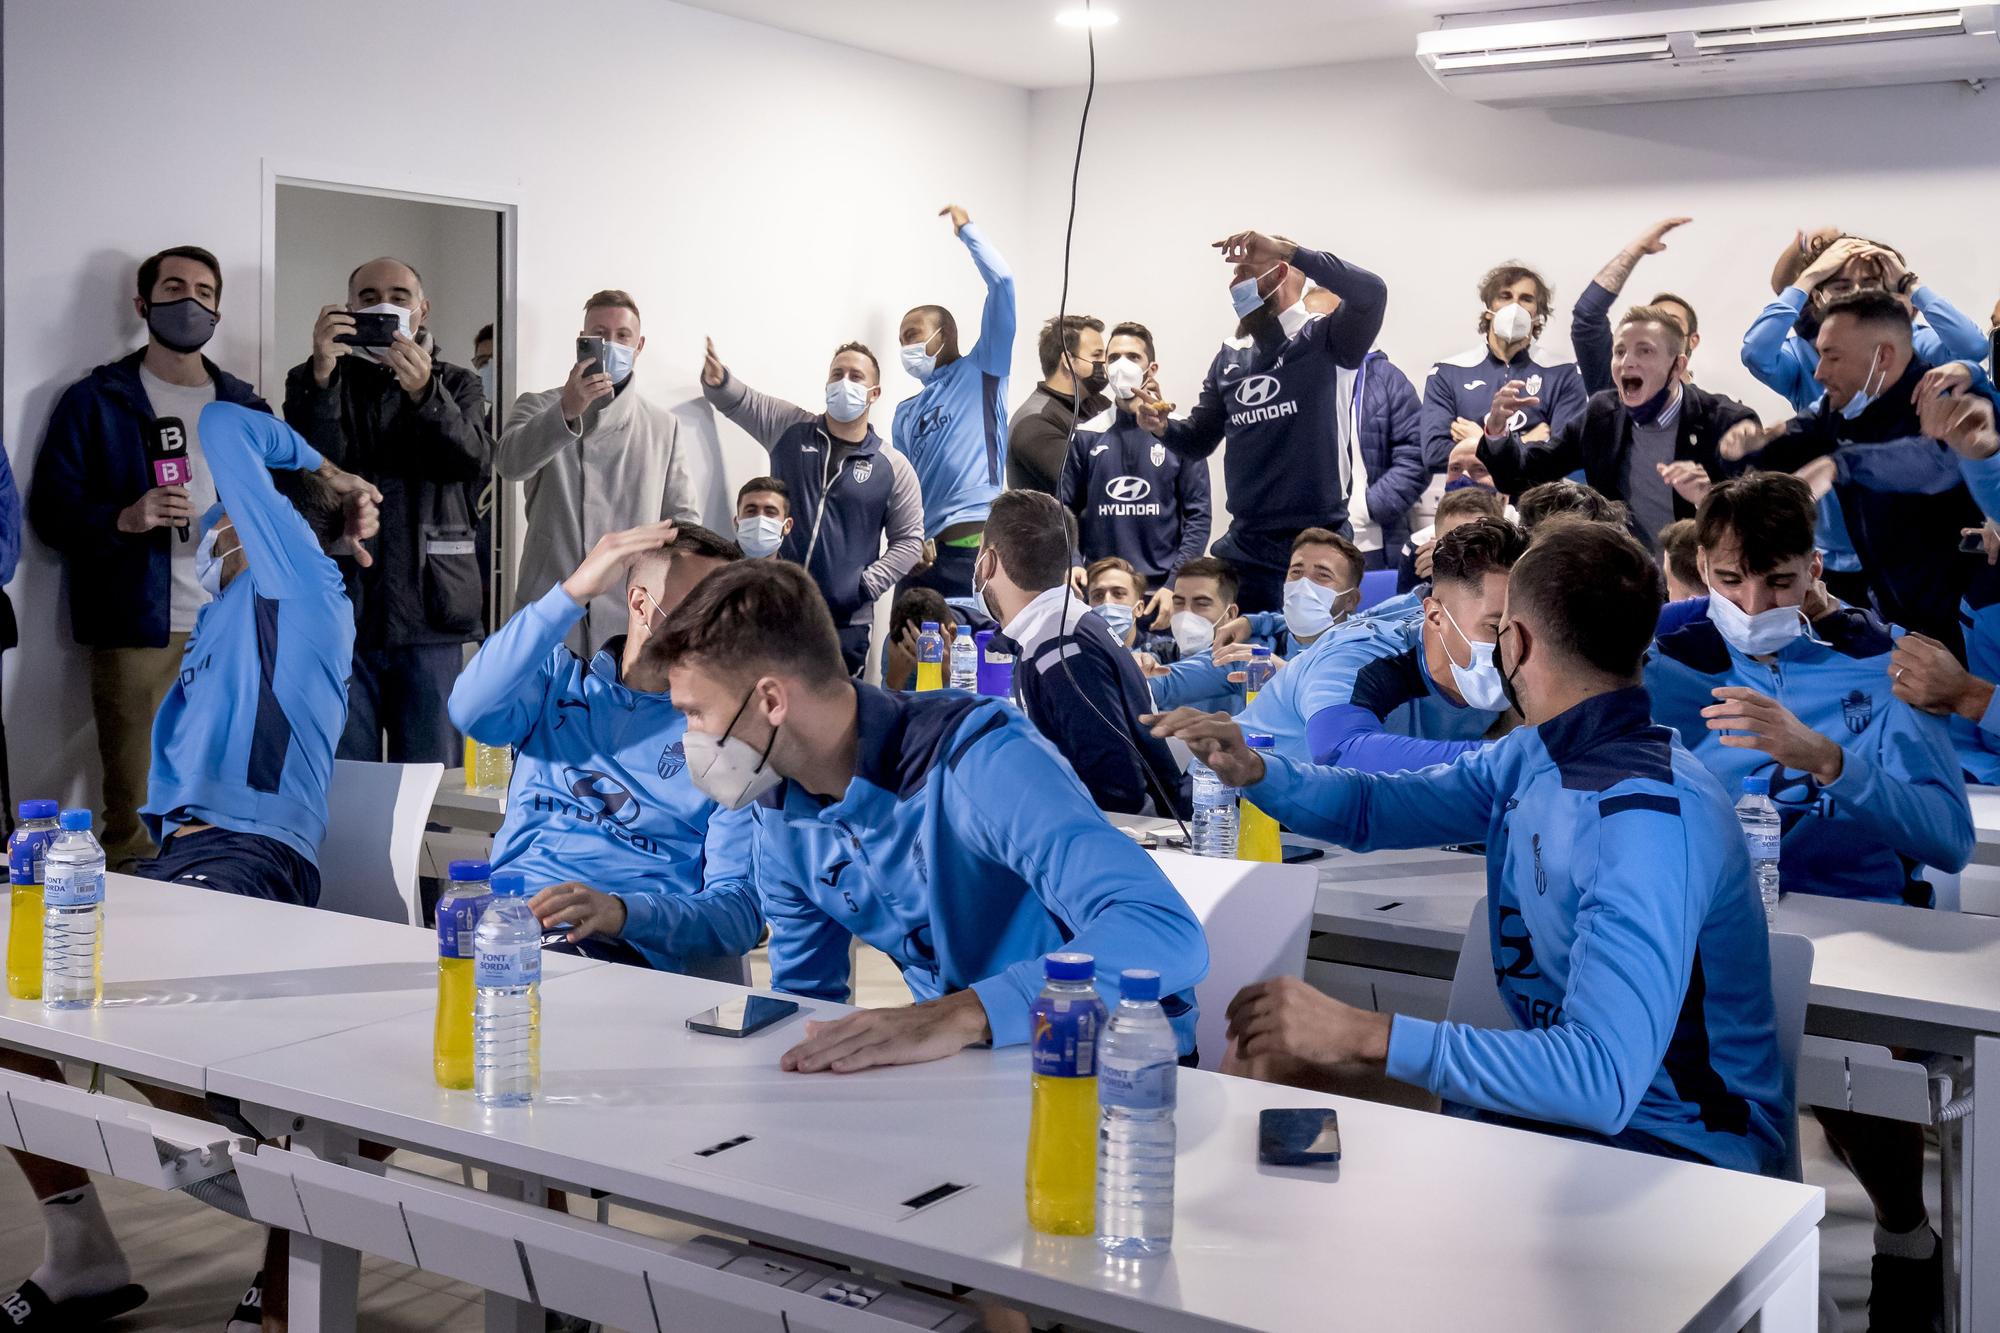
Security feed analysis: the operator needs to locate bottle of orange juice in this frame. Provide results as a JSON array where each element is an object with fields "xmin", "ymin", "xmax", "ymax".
[
  {"xmin": 5, "ymin": 801, "xmax": 60, "ymax": 1000},
  {"xmin": 433, "ymin": 860, "xmax": 492, "ymax": 1088},
  {"xmin": 1026, "ymin": 952, "xmax": 1105, "ymax": 1234}
]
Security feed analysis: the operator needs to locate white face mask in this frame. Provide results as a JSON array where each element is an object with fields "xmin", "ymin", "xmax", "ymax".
[
  {"xmin": 1706, "ymin": 587, "xmax": 1807, "ymax": 657},
  {"xmin": 195, "ymin": 522, "xmax": 240, "ymax": 600},
  {"xmin": 901, "ymin": 330, "xmax": 941, "ymax": 383},
  {"xmin": 1231, "ymin": 265, "xmax": 1279, "ymax": 320},
  {"xmin": 1441, "ymin": 603, "xmax": 1509, "ymax": 712},
  {"xmin": 599, "ymin": 339, "xmax": 636, "ymax": 386},
  {"xmin": 1282, "ymin": 578, "xmax": 1347, "ymax": 641},
  {"xmin": 1095, "ymin": 602, "xmax": 1136, "ymax": 644},
  {"xmin": 735, "ymin": 515, "xmax": 785, "ymax": 558},
  {"xmin": 825, "ymin": 377, "xmax": 873, "ymax": 423},
  {"xmin": 1490, "ymin": 301, "xmax": 1534, "ymax": 345},
  {"xmin": 1170, "ymin": 610, "xmax": 1216, "ymax": 656},
  {"xmin": 1105, "ymin": 358, "xmax": 1147, "ymax": 401},
  {"xmin": 352, "ymin": 302, "xmax": 415, "ymax": 362},
  {"xmin": 683, "ymin": 693, "xmax": 782, "ymax": 811}
]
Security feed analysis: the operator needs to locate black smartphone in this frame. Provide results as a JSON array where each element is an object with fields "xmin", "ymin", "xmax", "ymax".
[
  {"xmin": 576, "ymin": 335, "xmax": 606, "ymax": 377},
  {"xmin": 687, "ymin": 996, "xmax": 801, "ymax": 1039},
  {"xmin": 334, "ymin": 310, "xmax": 401, "ymax": 348},
  {"xmin": 1259, "ymin": 1107, "xmax": 1341, "ymax": 1166},
  {"xmin": 1279, "ymin": 841, "xmax": 1325, "ymax": 865},
  {"xmin": 1962, "ymin": 531, "xmax": 1989, "ymax": 555}
]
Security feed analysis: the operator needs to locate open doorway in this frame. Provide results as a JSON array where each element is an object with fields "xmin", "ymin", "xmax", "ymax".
[{"xmin": 268, "ymin": 179, "xmax": 513, "ymax": 627}]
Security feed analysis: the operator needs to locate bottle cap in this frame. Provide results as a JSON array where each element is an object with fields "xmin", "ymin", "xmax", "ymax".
[
  {"xmin": 58, "ymin": 809, "xmax": 91, "ymax": 832},
  {"xmin": 955, "ymin": 624, "xmax": 971, "ymax": 636},
  {"xmin": 491, "ymin": 872, "xmax": 528, "ymax": 898},
  {"xmin": 1043, "ymin": 951, "xmax": 1094, "ymax": 981},
  {"xmin": 1742, "ymin": 775, "xmax": 1771, "ymax": 796},
  {"xmin": 1251, "ymin": 645, "xmax": 1271, "ymax": 657},
  {"xmin": 448, "ymin": 859, "xmax": 492, "ymax": 882},
  {"xmin": 921, "ymin": 621, "xmax": 940, "ymax": 633},
  {"xmin": 1245, "ymin": 733, "xmax": 1274, "ymax": 750},
  {"xmin": 1119, "ymin": 968, "xmax": 1161, "ymax": 1002},
  {"xmin": 17, "ymin": 800, "xmax": 56, "ymax": 821}
]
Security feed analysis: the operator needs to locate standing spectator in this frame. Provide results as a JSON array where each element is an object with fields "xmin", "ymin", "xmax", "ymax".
[
  {"xmin": 1133, "ymin": 230, "xmax": 1388, "ymax": 613},
  {"xmin": 496, "ymin": 289, "xmax": 698, "ymax": 657},
  {"xmin": 1421, "ymin": 261, "xmax": 1588, "ymax": 475},
  {"xmin": 702, "ymin": 338, "xmax": 925, "ymax": 676},
  {"xmin": 1570, "ymin": 219, "xmax": 1698, "ymax": 395},
  {"xmin": 282, "ymin": 256, "xmax": 491, "ymax": 765},
  {"xmin": 894, "ymin": 204, "xmax": 1016, "ymax": 600},
  {"xmin": 1008, "ymin": 316, "xmax": 1107, "ymax": 494},
  {"xmin": 29, "ymin": 245, "xmax": 269, "ymax": 869},
  {"xmin": 1060, "ymin": 321, "xmax": 1210, "ymax": 610},
  {"xmin": 471, "ymin": 322, "xmax": 496, "ymax": 417}
]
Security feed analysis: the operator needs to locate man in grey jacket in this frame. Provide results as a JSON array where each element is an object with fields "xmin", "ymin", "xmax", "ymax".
[
  {"xmin": 700, "ymin": 338, "xmax": 925, "ymax": 676},
  {"xmin": 496, "ymin": 289, "xmax": 698, "ymax": 656}
]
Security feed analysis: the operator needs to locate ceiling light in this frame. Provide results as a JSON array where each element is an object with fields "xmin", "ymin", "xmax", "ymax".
[{"xmin": 1055, "ymin": 8, "xmax": 1118, "ymax": 28}]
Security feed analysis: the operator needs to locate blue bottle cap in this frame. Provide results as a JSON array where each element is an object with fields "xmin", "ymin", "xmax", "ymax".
[
  {"xmin": 955, "ymin": 624, "xmax": 972, "ymax": 636},
  {"xmin": 58, "ymin": 809, "xmax": 91, "ymax": 832},
  {"xmin": 448, "ymin": 859, "xmax": 492, "ymax": 882},
  {"xmin": 17, "ymin": 800, "xmax": 57, "ymax": 821},
  {"xmin": 1120, "ymin": 968, "xmax": 1161, "ymax": 1002},
  {"xmin": 1044, "ymin": 951, "xmax": 1094, "ymax": 981},
  {"xmin": 1251, "ymin": 645, "xmax": 1271, "ymax": 657},
  {"xmin": 491, "ymin": 872, "xmax": 528, "ymax": 898},
  {"xmin": 1245, "ymin": 733, "xmax": 1274, "ymax": 750},
  {"xmin": 1742, "ymin": 775, "xmax": 1771, "ymax": 796},
  {"xmin": 921, "ymin": 621, "xmax": 940, "ymax": 633}
]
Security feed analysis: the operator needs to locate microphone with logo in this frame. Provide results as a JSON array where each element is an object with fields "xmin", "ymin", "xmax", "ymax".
[{"xmin": 145, "ymin": 417, "xmax": 194, "ymax": 543}]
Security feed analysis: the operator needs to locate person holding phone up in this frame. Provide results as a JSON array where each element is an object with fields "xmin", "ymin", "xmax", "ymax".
[
  {"xmin": 497, "ymin": 289, "xmax": 698, "ymax": 658},
  {"xmin": 283, "ymin": 256, "xmax": 492, "ymax": 766}
]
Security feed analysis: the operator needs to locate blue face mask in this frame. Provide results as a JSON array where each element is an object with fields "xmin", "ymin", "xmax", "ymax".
[
  {"xmin": 1095, "ymin": 602, "xmax": 1136, "ymax": 643},
  {"xmin": 1840, "ymin": 353, "xmax": 1887, "ymax": 420},
  {"xmin": 599, "ymin": 339, "xmax": 636, "ymax": 386},
  {"xmin": 1230, "ymin": 265, "xmax": 1279, "ymax": 320}
]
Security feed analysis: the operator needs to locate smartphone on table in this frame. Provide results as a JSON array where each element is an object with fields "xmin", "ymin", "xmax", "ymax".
[{"xmin": 687, "ymin": 995, "xmax": 801, "ymax": 1038}]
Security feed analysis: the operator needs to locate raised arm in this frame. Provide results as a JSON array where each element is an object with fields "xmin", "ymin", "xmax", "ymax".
[
  {"xmin": 1288, "ymin": 245, "xmax": 1389, "ymax": 370},
  {"xmin": 700, "ymin": 339, "xmax": 816, "ymax": 450},
  {"xmin": 447, "ymin": 585, "xmax": 578, "ymax": 748},
  {"xmin": 196, "ymin": 402, "xmax": 339, "ymax": 601},
  {"xmin": 1576, "ymin": 219, "xmax": 1692, "ymax": 397},
  {"xmin": 948, "ymin": 210, "xmax": 1017, "ymax": 378}
]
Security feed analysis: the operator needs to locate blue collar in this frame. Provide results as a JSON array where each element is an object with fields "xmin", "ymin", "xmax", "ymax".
[{"xmin": 1536, "ymin": 684, "xmax": 1657, "ymax": 768}]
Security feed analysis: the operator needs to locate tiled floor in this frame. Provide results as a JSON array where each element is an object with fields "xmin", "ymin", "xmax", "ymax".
[{"xmin": 0, "ymin": 945, "xmax": 1953, "ymax": 1331}]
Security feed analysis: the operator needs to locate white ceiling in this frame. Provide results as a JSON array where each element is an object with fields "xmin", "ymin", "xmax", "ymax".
[{"xmin": 676, "ymin": 0, "xmax": 1529, "ymax": 90}]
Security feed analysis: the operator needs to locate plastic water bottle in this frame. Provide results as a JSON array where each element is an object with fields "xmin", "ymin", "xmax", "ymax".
[
  {"xmin": 1237, "ymin": 735, "xmax": 1282, "ymax": 863},
  {"xmin": 41, "ymin": 810, "xmax": 104, "ymax": 1011},
  {"xmin": 1097, "ymin": 969, "xmax": 1178, "ymax": 1255},
  {"xmin": 473, "ymin": 872, "xmax": 541, "ymax": 1106},
  {"xmin": 915, "ymin": 621, "xmax": 944, "ymax": 692},
  {"xmin": 1736, "ymin": 776, "xmax": 1783, "ymax": 924},
  {"xmin": 1244, "ymin": 644, "xmax": 1275, "ymax": 702},
  {"xmin": 949, "ymin": 624, "xmax": 977, "ymax": 690},
  {"xmin": 1026, "ymin": 952, "xmax": 1104, "ymax": 1235},
  {"xmin": 1190, "ymin": 760, "xmax": 1238, "ymax": 858},
  {"xmin": 434, "ymin": 859, "xmax": 492, "ymax": 1090},
  {"xmin": 7, "ymin": 801, "xmax": 59, "ymax": 1001}
]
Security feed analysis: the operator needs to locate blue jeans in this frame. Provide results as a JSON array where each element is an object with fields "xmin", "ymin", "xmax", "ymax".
[{"xmin": 338, "ymin": 643, "xmax": 464, "ymax": 764}]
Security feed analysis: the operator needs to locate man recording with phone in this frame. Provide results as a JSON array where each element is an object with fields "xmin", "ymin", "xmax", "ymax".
[
  {"xmin": 29, "ymin": 245, "xmax": 270, "ymax": 870},
  {"xmin": 283, "ymin": 256, "xmax": 492, "ymax": 767},
  {"xmin": 497, "ymin": 289, "xmax": 699, "ymax": 658}
]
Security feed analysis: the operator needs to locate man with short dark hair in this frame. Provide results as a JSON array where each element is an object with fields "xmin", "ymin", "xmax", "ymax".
[
  {"xmin": 1008, "ymin": 315, "xmax": 1107, "ymax": 493},
  {"xmin": 653, "ymin": 559, "xmax": 1208, "ymax": 1073},
  {"xmin": 1134, "ymin": 230, "xmax": 1388, "ymax": 613},
  {"xmin": 1516, "ymin": 479, "xmax": 1629, "ymax": 536},
  {"xmin": 1421, "ymin": 261, "xmax": 1587, "ymax": 475},
  {"xmin": 1083, "ymin": 554, "xmax": 1146, "ymax": 649},
  {"xmin": 1657, "ymin": 518, "xmax": 1703, "ymax": 602},
  {"xmin": 894, "ymin": 204, "xmax": 1017, "ymax": 599},
  {"xmin": 1479, "ymin": 308, "xmax": 1761, "ymax": 551},
  {"xmin": 1648, "ymin": 472, "xmax": 1970, "ymax": 1318},
  {"xmin": 30, "ymin": 244, "xmax": 271, "ymax": 870},
  {"xmin": 1152, "ymin": 521, "xmax": 1790, "ymax": 1179},
  {"xmin": 284, "ymin": 256, "xmax": 492, "ymax": 765},
  {"xmin": 1395, "ymin": 463, "xmax": 1510, "ymax": 595},
  {"xmin": 1236, "ymin": 519, "xmax": 1523, "ymax": 768},
  {"xmin": 497, "ymin": 289, "xmax": 698, "ymax": 657},
  {"xmin": 980, "ymin": 492, "xmax": 1184, "ymax": 815},
  {"xmin": 472, "ymin": 322, "xmax": 496, "ymax": 412},
  {"xmin": 1146, "ymin": 557, "xmax": 1253, "ymax": 715},
  {"xmin": 450, "ymin": 521, "xmax": 762, "ymax": 974},
  {"xmin": 702, "ymin": 337, "xmax": 925, "ymax": 676},
  {"xmin": 1060, "ymin": 321, "xmax": 1211, "ymax": 612}
]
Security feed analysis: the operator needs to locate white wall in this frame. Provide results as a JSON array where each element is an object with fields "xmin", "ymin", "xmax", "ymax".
[
  {"xmin": 1022, "ymin": 57, "xmax": 2000, "ymax": 528},
  {"xmin": 3, "ymin": 0, "xmax": 1030, "ymax": 809}
]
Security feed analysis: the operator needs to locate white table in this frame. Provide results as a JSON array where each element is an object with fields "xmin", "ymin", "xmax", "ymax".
[
  {"xmin": 431, "ymin": 770, "xmax": 508, "ymax": 836},
  {"xmin": 209, "ymin": 957, "xmax": 1824, "ymax": 1333}
]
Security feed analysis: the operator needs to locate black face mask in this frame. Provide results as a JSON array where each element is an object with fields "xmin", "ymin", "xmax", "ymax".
[
  {"xmin": 1079, "ymin": 361, "xmax": 1109, "ymax": 398},
  {"xmin": 145, "ymin": 296, "xmax": 219, "ymax": 354},
  {"xmin": 1497, "ymin": 622, "xmax": 1525, "ymax": 717},
  {"xmin": 1628, "ymin": 377, "xmax": 1677, "ymax": 426}
]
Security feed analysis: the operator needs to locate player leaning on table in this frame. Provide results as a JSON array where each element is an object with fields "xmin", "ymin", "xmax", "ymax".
[
  {"xmin": 651, "ymin": 558, "xmax": 1210, "ymax": 1072},
  {"xmin": 448, "ymin": 520, "xmax": 765, "ymax": 975},
  {"xmin": 1152, "ymin": 520, "xmax": 1792, "ymax": 1178}
]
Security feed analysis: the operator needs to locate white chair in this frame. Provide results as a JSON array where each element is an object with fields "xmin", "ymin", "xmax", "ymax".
[
  {"xmin": 1153, "ymin": 850, "xmax": 1316, "ymax": 1070},
  {"xmin": 1446, "ymin": 898, "xmax": 1815, "ymax": 1181},
  {"xmin": 317, "ymin": 760, "xmax": 445, "ymax": 925}
]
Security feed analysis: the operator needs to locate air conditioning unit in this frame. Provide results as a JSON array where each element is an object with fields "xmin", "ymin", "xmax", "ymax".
[{"xmin": 1416, "ymin": 0, "xmax": 2000, "ymax": 106}]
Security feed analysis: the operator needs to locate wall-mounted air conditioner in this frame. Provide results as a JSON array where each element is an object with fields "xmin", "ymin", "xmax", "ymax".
[{"xmin": 1417, "ymin": 0, "xmax": 2000, "ymax": 106}]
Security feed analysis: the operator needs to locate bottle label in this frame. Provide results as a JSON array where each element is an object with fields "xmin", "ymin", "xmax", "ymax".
[
  {"xmin": 475, "ymin": 941, "xmax": 541, "ymax": 989},
  {"xmin": 1030, "ymin": 994, "xmax": 1103, "ymax": 1078},
  {"xmin": 7, "ymin": 830, "xmax": 53, "ymax": 887},
  {"xmin": 1100, "ymin": 1058, "xmax": 1177, "ymax": 1112},
  {"xmin": 1746, "ymin": 832, "xmax": 1781, "ymax": 860},
  {"xmin": 43, "ymin": 865, "xmax": 103, "ymax": 908},
  {"xmin": 920, "ymin": 642, "xmax": 942, "ymax": 663},
  {"xmin": 437, "ymin": 893, "xmax": 492, "ymax": 960}
]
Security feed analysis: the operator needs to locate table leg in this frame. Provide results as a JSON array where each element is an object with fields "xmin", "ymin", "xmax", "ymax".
[
  {"xmin": 483, "ymin": 1172, "xmax": 545, "ymax": 1333},
  {"xmin": 1746, "ymin": 1225, "xmax": 1819, "ymax": 1333},
  {"xmin": 1964, "ymin": 1036, "xmax": 1999, "ymax": 1332},
  {"xmin": 288, "ymin": 1124, "xmax": 361, "ymax": 1333}
]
